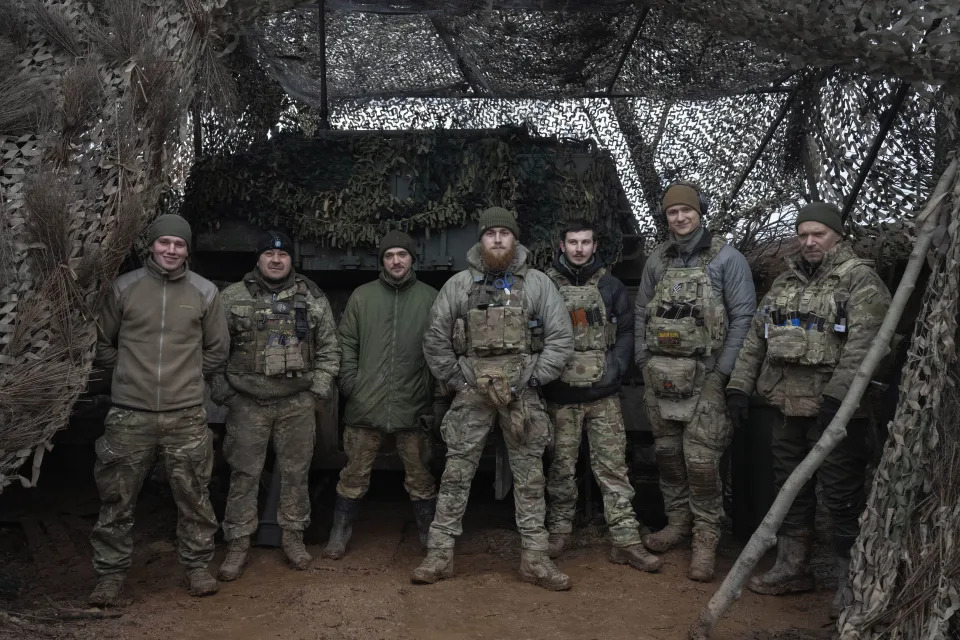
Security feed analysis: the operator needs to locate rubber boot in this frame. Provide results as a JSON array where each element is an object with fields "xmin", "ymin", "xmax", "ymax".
[
  {"xmin": 609, "ymin": 544, "xmax": 663, "ymax": 572},
  {"xmin": 88, "ymin": 573, "xmax": 125, "ymax": 607},
  {"xmin": 687, "ymin": 530, "xmax": 719, "ymax": 582},
  {"xmin": 322, "ymin": 495, "xmax": 361, "ymax": 560},
  {"xmin": 411, "ymin": 499, "xmax": 436, "ymax": 549},
  {"xmin": 831, "ymin": 555, "xmax": 852, "ymax": 619},
  {"xmin": 547, "ymin": 532, "xmax": 570, "ymax": 560},
  {"xmin": 642, "ymin": 514, "xmax": 692, "ymax": 553},
  {"xmin": 747, "ymin": 530, "xmax": 815, "ymax": 595},
  {"xmin": 518, "ymin": 549, "xmax": 572, "ymax": 591},
  {"xmin": 282, "ymin": 529, "xmax": 312, "ymax": 570},
  {"xmin": 217, "ymin": 536, "xmax": 250, "ymax": 582},
  {"xmin": 186, "ymin": 568, "xmax": 219, "ymax": 597},
  {"xmin": 411, "ymin": 548, "xmax": 454, "ymax": 584}
]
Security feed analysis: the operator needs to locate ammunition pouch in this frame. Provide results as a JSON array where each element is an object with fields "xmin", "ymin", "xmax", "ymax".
[
  {"xmin": 645, "ymin": 355, "xmax": 704, "ymax": 423},
  {"xmin": 467, "ymin": 305, "xmax": 526, "ymax": 356}
]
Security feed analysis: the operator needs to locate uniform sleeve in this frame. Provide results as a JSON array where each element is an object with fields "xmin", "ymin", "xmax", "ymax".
[
  {"xmin": 727, "ymin": 287, "xmax": 776, "ymax": 396},
  {"xmin": 609, "ymin": 276, "xmax": 634, "ymax": 375},
  {"xmin": 715, "ymin": 249, "xmax": 757, "ymax": 376},
  {"xmin": 422, "ymin": 279, "xmax": 465, "ymax": 388},
  {"xmin": 532, "ymin": 272, "xmax": 574, "ymax": 384},
  {"xmin": 309, "ymin": 294, "xmax": 341, "ymax": 400},
  {"xmin": 337, "ymin": 292, "xmax": 361, "ymax": 398},
  {"xmin": 822, "ymin": 267, "xmax": 891, "ymax": 402},
  {"xmin": 201, "ymin": 291, "xmax": 231, "ymax": 377},
  {"xmin": 633, "ymin": 257, "xmax": 658, "ymax": 370},
  {"xmin": 94, "ymin": 283, "xmax": 122, "ymax": 369}
]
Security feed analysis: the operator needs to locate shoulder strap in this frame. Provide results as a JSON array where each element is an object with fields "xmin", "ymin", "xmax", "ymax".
[
  {"xmin": 545, "ymin": 267, "xmax": 568, "ymax": 287},
  {"xmin": 698, "ymin": 236, "xmax": 727, "ymax": 267},
  {"xmin": 295, "ymin": 274, "xmax": 325, "ymax": 299},
  {"xmin": 587, "ymin": 267, "xmax": 606, "ymax": 286}
]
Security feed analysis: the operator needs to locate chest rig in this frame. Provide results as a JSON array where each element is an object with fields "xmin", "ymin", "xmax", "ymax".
[
  {"xmin": 226, "ymin": 279, "xmax": 314, "ymax": 377},
  {"xmin": 761, "ymin": 258, "xmax": 864, "ymax": 367},
  {"xmin": 546, "ymin": 267, "xmax": 615, "ymax": 387},
  {"xmin": 644, "ymin": 238, "xmax": 726, "ymax": 421}
]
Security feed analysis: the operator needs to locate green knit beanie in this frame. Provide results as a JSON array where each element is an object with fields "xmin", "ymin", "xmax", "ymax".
[
  {"xmin": 796, "ymin": 202, "xmax": 844, "ymax": 236},
  {"xmin": 378, "ymin": 230, "xmax": 417, "ymax": 264},
  {"xmin": 477, "ymin": 206, "xmax": 520, "ymax": 241},
  {"xmin": 145, "ymin": 214, "xmax": 192, "ymax": 247}
]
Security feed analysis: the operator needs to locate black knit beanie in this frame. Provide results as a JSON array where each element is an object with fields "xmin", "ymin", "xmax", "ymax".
[
  {"xmin": 378, "ymin": 230, "xmax": 417, "ymax": 263},
  {"xmin": 796, "ymin": 202, "xmax": 844, "ymax": 236},
  {"xmin": 257, "ymin": 230, "xmax": 294, "ymax": 256}
]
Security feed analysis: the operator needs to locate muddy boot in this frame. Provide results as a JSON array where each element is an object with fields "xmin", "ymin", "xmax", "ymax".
[
  {"xmin": 519, "ymin": 549, "xmax": 572, "ymax": 591},
  {"xmin": 282, "ymin": 529, "xmax": 312, "ymax": 570},
  {"xmin": 322, "ymin": 495, "xmax": 361, "ymax": 560},
  {"xmin": 609, "ymin": 544, "xmax": 663, "ymax": 572},
  {"xmin": 217, "ymin": 536, "xmax": 250, "ymax": 582},
  {"xmin": 411, "ymin": 548, "xmax": 454, "ymax": 584},
  {"xmin": 88, "ymin": 573, "xmax": 125, "ymax": 607},
  {"xmin": 411, "ymin": 499, "xmax": 436, "ymax": 549},
  {"xmin": 186, "ymin": 568, "xmax": 219, "ymax": 597},
  {"xmin": 747, "ymin": 530, "xmax": 815, "ymax": 595},
  {"xmin": 687, "ymin": 530, "xmax": 719, "ymax": 582},
  {"xmin": 831, "ymin": 555, "xmax": 852, "ymax": 619},
  {"xmin": 547, "ymin": 532, "xmax": 570, "ymax": 560},
  {"xmin": 642, "ymin": 514, "xmax": 692, "ymax": 553}
]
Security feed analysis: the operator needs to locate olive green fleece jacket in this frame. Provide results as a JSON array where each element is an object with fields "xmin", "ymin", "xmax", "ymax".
[
  {"xmin": 95, "ymin": 257, "xmax": 230, "ymax": 411},
  {"xmin": 338, "ymin": 270, "xmax": 438, "ymax": 433}
]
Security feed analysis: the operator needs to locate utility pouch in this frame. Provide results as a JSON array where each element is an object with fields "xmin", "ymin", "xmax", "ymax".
[
  {"xmin": 560, "ymin": 351, "xmax": 605, "ymax": 387},
  {"xmin": 604, "ymin": 319, "xmax": 617, "ymax": 348},
  {"xmin": 473, "ymin": 356, "xmax": 523, "ymax": 408},
  {"xmin": 645, "ymin": 356, "xmax": 700, "ymax": 398},
  {"xmin": 452, "ymin": 318, "xmax": 467, "ymax": 355},
  {"xmin": 766, "ymin": 325, "xmax": 808, "ymax": 364},
  {"xmin": 263, "ymin": 335, "xmax": 286, "ymax": 377},
  {"xmin": 285, "ymin": 336, "xmax": 304, "ymax": 373}
]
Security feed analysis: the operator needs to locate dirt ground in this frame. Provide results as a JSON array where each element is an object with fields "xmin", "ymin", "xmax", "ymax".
[{"xmin": 0, "ymin": 447, "xmax": 838, "ymax": 640}]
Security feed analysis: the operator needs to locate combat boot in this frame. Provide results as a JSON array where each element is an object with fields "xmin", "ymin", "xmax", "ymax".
[
  {"xmin": 519, "ymin": 549, "xmax": 572, "ymax": 591},
  {"xmin": 88, "ymin": 573, "xmax": 125, "ymax": 607},
  {"xmin": 282, "ymin": 529, "xmax": 312, "ymax": 570},
  {"xmin": 609, "ymin": 544, "xmax": 663, "ymax": 572},
  {"xmin": 687, "ymin": 530, "xmax": 719, "ymax": 582},
  {"xmin": 411, "ymin": 548, "xmax": 454, "ymax": 584},
  {"xmin": 186, "ymin": 568, "xmax": 219, "ymax": 597},
  {"xmin": 411, "ymin": 498, "xmax": 436, "ymax": 549},
  {"xmin": 547, "ymin": 532, "xmax": 570, "ymax": 559},
  {"xmin": 831, "ymin": 555, "xmax": 852, "ymax": 619},
  {"xmin": 747, "ymin": 530, "xmax": 815, "ymax": 595},
  {"xmin": 642, "ymin": 514, "xmax": 692, "ymax": 553},
  {"xmin": 322, "ymin": 495, "xmax": 361, "ymax": 560},
  {"xmin": 217, "ymin": 536, "xmax": 250, "ymax": 582}
]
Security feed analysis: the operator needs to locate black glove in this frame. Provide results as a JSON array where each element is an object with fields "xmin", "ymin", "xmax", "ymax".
[
  {"xmin": 725, "ymin": 390, "xmax": 750, "ymax": 430},
  {"xmin": 818, "ymin": 395, "xmax": 843, "ymax": 428}
]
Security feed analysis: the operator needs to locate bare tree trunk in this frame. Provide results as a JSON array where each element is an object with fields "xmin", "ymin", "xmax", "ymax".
[{"xmin": 688, "ymin": 157, "xmax": 959, "ymax": 640}]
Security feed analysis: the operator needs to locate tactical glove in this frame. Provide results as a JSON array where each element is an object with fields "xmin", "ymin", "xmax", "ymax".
[
  {"xmin": 818, "ymin": 395, "xmax": 843, "ymax": 429},
  {"xmin": 725, "ymin": 390, "xmax": 750, "ymax": 430},
  {"xmin": 208, "ymin": 373, "xmax": 236, "ymax": 406}
]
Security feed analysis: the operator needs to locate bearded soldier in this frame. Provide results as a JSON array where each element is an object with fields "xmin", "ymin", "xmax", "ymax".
[
  {"xmin": 726, "ymin": 203, "xmax": 890, "ymax": 615},
  {"xmin": 542, "ymin": 219, "xmax": 662, "ymax": 573},
  {"xmin": 412, "ymin": 207, "xmax": 574, "ymax": 590},
  {"xmin": 322, "ymin": 231, "xmax": 439, "ymax": 560},
  {"xmin": 212, "ymin": 230, "xmax": 340, "ymax": 581},
  {"xmin": 634, "ymin": 183, "xmax": 756, "ymax": 581}
]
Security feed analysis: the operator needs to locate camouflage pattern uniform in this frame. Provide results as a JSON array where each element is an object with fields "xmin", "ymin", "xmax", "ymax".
[
  {"xmin": 337, "ymin": 427, "xmax": 435, "ymax": 500},
  {"xmin": 213, "ymin": 270, "xmax": 340, "ymax": 541}
]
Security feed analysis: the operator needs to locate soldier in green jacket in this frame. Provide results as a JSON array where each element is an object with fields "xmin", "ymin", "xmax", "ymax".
[
  {"xmin": 321, "ymin": 231, "xmax": 439, "ymax": 560},
  {"xmin": 726, "ymin": 203, "xmax": 891, "ymax": 615},
  {"xmin": 213, "ymin": 231, "xmax": 340, "ymax": 581}
]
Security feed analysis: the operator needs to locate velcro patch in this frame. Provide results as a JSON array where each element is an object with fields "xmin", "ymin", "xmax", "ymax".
[{"xmin": 657, "ymin": 330, "xmax": 680, "ymax": 346}]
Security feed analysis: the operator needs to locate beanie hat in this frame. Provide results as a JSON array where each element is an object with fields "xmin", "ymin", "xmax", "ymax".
[
  {"xmin": 379, "ymin": 230, "xmax": 417, "ymax": 264},
  {"xmin": 146, "ymin": 214, "xmax": 192, "ymax": 247},
  {"xmin": 660, "ymin": 183, "xmax": 702, "ymax": 216},
  {"xmin": 257, "ymin": 230, "xmax": 294, "ymax": 256},
  {"xmin": 477, "ymin": 206, "xmax": 520, "ymax": 241},
  {"xmin": 796, "ymin": 202, "xmax": 844, "ymax": 236}
]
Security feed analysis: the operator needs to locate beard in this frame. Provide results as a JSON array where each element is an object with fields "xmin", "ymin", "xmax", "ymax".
[{"xmin": 481, "ymin": 244, "xmax": 516, "ymax": 273}]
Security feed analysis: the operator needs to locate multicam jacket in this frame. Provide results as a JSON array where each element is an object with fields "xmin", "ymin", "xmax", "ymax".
[
  {"xmin": 727, "ymin": 242, "xmax": 891, "ymax": 417},
  {"xmin": 214, "ymin": 269, "xmax": 340, "ymax": 403}
]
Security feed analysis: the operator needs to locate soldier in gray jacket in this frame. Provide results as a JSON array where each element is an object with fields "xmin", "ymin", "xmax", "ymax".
[{"xmin": 634, "ymin": 183, "xmax": 756, "ymax": 581}]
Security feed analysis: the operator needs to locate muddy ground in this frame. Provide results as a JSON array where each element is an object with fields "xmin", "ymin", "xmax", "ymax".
[{"xmin": 0, "ymin": 445, "xmax": 838, "ymax": 640}]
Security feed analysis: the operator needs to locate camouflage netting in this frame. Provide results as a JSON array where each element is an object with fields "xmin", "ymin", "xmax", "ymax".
[{"xmin": 1, "ymin": 2, "xmax": 959, "ymax": 637}]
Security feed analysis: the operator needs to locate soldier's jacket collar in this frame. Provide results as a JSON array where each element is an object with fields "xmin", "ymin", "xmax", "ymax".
[
  {"xmin": 243, "ymin": 268, "xmax": 298, "ymax": 297},
  {"xmin": 466, "ymin": 242, "xmax": 530, "ymax": 277},
  {"xmin": 665, "ymin": 228, "xmax": 712, "ymax": 258},
  {"xmin": 379, "ymin": 268, "xmax": 417, "ymax": 291},
  {"xmin": 145, "ymin": 255, "xmax": 188, "ymax": 281},
  {"xmin": 552, "ymin": 253, "xmax": 603, "ymax": 285},
  {"xmin": 786, "ymin": 242, "xmax": 858, "ymax": 283}
]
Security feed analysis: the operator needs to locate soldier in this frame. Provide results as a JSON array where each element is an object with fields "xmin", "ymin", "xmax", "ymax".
[
  {"xmin": 89, "ymin": 214, "xmax": 229, "ymax": 605},
  {"xmin": 412, "ymin": 207, "xmax": 574, "ymax": 590},
  {"xmin": 634, "ymin": 183, "xmax": 756, "ymax": 581},
  {"xmin": 542, "ymin": 219, "xmax": 662, "ymax": 572},
  {"xmin": 726, "ymin": 202, "xmax": 890, "ymax": 614},
  {"xmin": 212, "ymin": 230, "xmax": 340, "ymax": 581},
  {"xmin": 322, "ymin": 231, "xmax": 439, "ymax": 560}
]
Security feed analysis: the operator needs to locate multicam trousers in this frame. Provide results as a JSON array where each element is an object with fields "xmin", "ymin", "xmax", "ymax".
[
  {"xmin": 545, "ymin": 395, "xmax": 642, "ymax": 547},
  {"xmin": 90, "ymin": 405, "xmax": 218, "ymax": 576},
  {"xmin": 428, "ymin": 386, "xmax": 551, "ymax": 551},
  {"xmin": 221, "ymin": 391, "xmax": 316, "ymax": 541},
  {"xmin": 335, "ymin": 426, "xmax": 437, "ymax": 501},
  {"xmin": 644, "ymin": 372, "xmax": 732, "ymax": 537}
]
